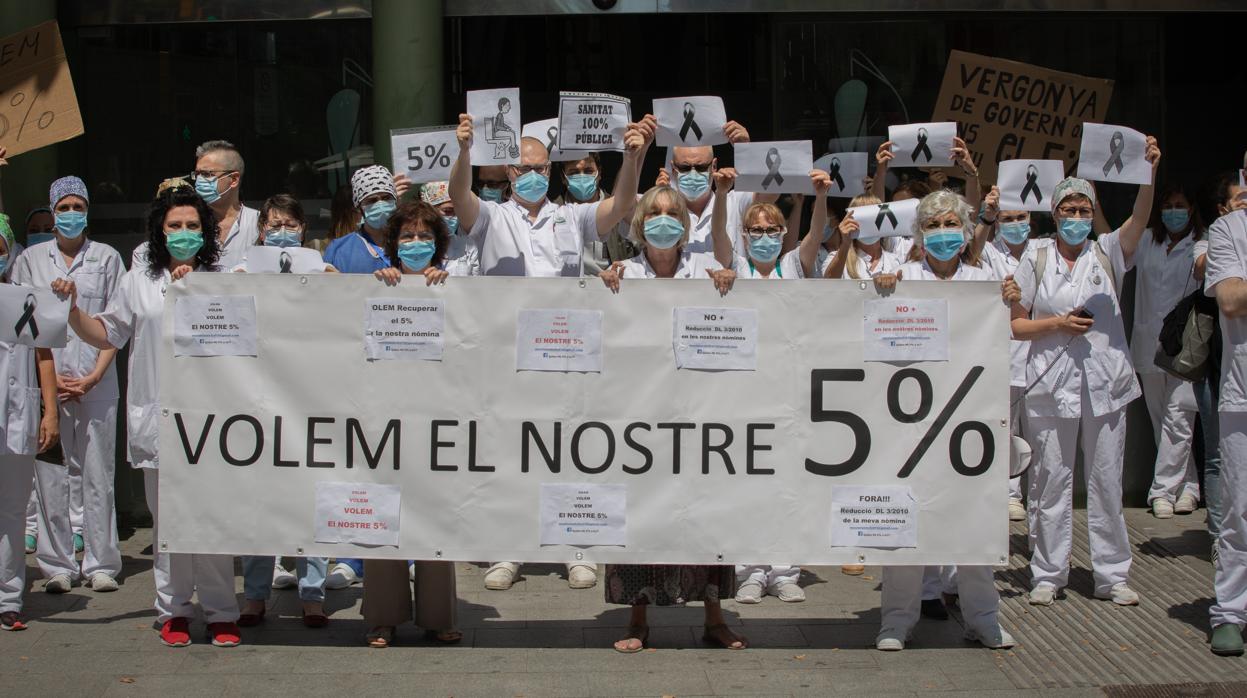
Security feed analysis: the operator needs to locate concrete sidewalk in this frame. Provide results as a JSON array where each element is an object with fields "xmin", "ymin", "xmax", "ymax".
[{"xmin": 2, "ymin": 508, "xmax": 1245, "ymax": 696}]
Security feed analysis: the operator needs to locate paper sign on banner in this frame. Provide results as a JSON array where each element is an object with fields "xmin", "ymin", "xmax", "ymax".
[
  {"xmin": 814, "ymin": 152, "xmax": 868, "ymax": 198},
  {"xmin": 390, "ymin": 125, "xmax": 458, "ymax": 183},
  {"xmin": 863, "ymin": 297, "xmax": 949, "ymax": 362},
  {"xmin": 516, "ymin": 308, "xmax": 603, "ymax": 373},
  {"xmin": 653, "ymin": 96, "xmax": 728, "ymax": 148},
  {"xmin": 847, "ymin": 198, "xmax": 920, "ymax": 240},
  {"xmin": 1077, "ymin": 123, "xmax": 1152, "ymax": 185},
  {"xmin": 673, "ymin": 307, "xmax": 758, "ymax": 371},
  {"xmin": 997, "ymin": 159, "xmax": 1064, "ymax": 212},
  {"xmin": 557, "ymin": 91, "xmax": 631, "ymax": 153},
  {"xmin": 887, "ymin": 122, "xmax": 957, "ymax": 168},
  {"xmin": 0, "ymin": 285, "xmax": 69, "ymax": 348},
  {"xmin": 540, "ymin": 483, "xmax": 627, "ymax": 546},
  {"xmin": 467, "ymin": 87, "xmax": 521, "ymax": 166},
  {"xmin": 173, "ymin": 296, "xmax": 257, "ymax": 357},
  {"xmin": 830, "ymin": 485, "xmax": 918, "ymax": 548},
  {"xmin": 522, "ymin": 118, "xmax": 577, "ymax": 162},
  {"xmin": 244, "ymin": 246, "xmax": 326, "ymax": 274},
  {"xmin": 314, "ymin": 482, "xmax": 400, "ymax": 547},
  {"xmin": 363, "ymin": 297, "xmax": 445, "ymax": 361},
  {"xmin": 734, "ymin": 140, "xmax": 814, "ymax": 194},
  {"xmin": 0, "ymin": 21, "xmax": 84, "ymax": 157}
]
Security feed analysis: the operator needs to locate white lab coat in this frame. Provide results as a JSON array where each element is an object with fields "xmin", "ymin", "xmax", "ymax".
[
  {"xmin": 618, "ymin": 249, "xmax": 723, "ymax": 278},
  {"xmin": 1, "ymin": 338, "xmax": 39, "ymax": 613},
  {"xmin": 733, "ymin": 250, "xmax": 803, "ymax": 279},
  {"xmin": 469, "ymin": 198, "xmax": 601, "ymax": 277},
  {"xmin": 828, "ymin": 246, "xmax": 903, "ymax": 280},
  {"xmin": 686, "ymin": 190, "xmax": 753, "ymax": 257}
]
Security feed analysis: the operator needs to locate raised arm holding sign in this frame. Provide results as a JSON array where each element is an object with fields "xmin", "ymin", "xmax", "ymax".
[
  {"xmin": 1077, "ymin": 123, "xmax": 1152, "ymax": 185},
  {"xmin": 467, "ymin": 88, "xmax": 521, "ymax": 166}
]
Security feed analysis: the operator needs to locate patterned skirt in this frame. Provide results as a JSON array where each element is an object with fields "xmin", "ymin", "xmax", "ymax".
[{"xmin": 603, "ymin": 565, "xmax": 736, "ymax": 606}]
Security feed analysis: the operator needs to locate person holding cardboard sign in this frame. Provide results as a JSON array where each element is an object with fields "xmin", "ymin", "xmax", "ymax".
[{"xmin": 1009, "ymin": 135, "xmax": 1160, "ymax": 609}]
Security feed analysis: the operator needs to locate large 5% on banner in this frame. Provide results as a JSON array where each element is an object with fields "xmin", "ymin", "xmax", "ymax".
[{"xmin": 158, "ymin": 275, "xmax": 1010, "ymax": 566}]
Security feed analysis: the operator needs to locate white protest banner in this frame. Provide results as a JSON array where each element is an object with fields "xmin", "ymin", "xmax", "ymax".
[
  {"xmin": 848, "ymin": 198, "xmax": 920, "ymax": 240},
  {"xmin": 467, "ymin": 87, "xmax": 521, "ymax": 166},
  {"xmin": 522, "ymin": 118, "xmax": 576, "ymax": 162},
  {"xmin": 814, "ymin": 152, "xmax": 868, "ymax": 198},
  {"xmin": 390, "ymin": 125, "xmax": 458, "ymax": 183},
  {"xmin": 314, "ymin": 481, "xmax": 400, "ymax": 547},
  {"xmin": 557, "ymin": 91, "xmax": 631, "ymax": 153},
  {"xmin": 363, "ymin": 297, "xmax": 445, "ymax": 361},
  {"xmin": 887, "ymin": 122, "xmax": 957, "ymax": 168},
  {"xmin": 1077, "ymin": 123, "xmax": 1152, "ymax": 186},
  {"xmin": 173, "ymin": 295, "xmax": 258, "ymax": 357},
  {"xmin": 734, "ymin": 140, "xmax": 815, "ymax": 195},
  {"xmin": 158, "ymin": 274, "xmax": 1009, "ymax": 566},
  {"xmin": 863, "ymin": 298, "xmax": 950, "ymax": 362},
  {"xmin": 244, "ymin": 246, "xmax": 326, "ymax": 274},
  {"xmin": 0, "ymin": 285, "xmax": 68, "ymax": 348},
  {"xmin": 653, "ymin": 96, "xmax": 728, "ymax": 148},
  {"xmin": 998, "ymin": 159, "xmax": 1064, "ymax": 212}
]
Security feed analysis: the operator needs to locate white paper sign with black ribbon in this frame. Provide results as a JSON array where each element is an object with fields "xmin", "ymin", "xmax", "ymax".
[
  {"xmin": 734, "ymin": 140, "xmax": 815, "ymax": 195},
  {"xmin": 813, "ymin": 152, "xmax": 868, "ymax": 198},
  {"xmin": 557, "ymin": 91, "xmax": 631, "ymax": 153},
  {"xmin": 244, "ymin": 246, "xmax": 327, "ymax": 274},
  {"xmin": 390, "ymin": 125, "xmax": 459, "ymax": 183},
  {"xmin": 887, "ymin": 122, "xmax": 957, "ymax": 168},
  {"xmin": 847, "ymin": 197, "xmax": 920, "ymax": 239},
  {"xmin": 467, "ymin": 87, "xmax": 522, "ymax": 166},
  {"xmin": 997, "ymin": 159, "xmax": 1065, "ymax": 212},
  {"xmin": 653, "ymin": 96, "xmax": 728, "ymax": 148},
  {"xmin": 0, "ymin": 285, "xmax": 69, "ymax": 348},
  {"xmin": 522, "ymin": 119, "xmax": 577, "ymax": 162},
  {"xmin": 1077, "ymin": 123, "xmax": 1152, "ymax": 186}
]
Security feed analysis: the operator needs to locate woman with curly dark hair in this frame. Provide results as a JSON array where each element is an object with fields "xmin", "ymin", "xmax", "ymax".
[
  {"xmin": 52, "ymin": 185, "xmax": 240, "ymax": 649},
  {"xmin": 371, "ymin": 200, "xmax": 453, "ymax": 287}
]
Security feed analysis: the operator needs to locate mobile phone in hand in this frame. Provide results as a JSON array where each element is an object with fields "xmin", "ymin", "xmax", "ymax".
[{"xmin": 1073, "ymin": 307, "xmax": 1095, "ymax": 320}]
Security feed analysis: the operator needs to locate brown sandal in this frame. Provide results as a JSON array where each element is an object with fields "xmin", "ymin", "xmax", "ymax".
[
  {"xmin": 367, "ymin": 626, "xmax": 394, "ymax": 648},
  {"xmin": 425, "ymin": 628, "xmax": 463, "ymax": 644},
  {"xmin": 613, "ymin": 625, "xmax": 649, "ymax": 653},
  {"xmin": 703, "ymin": 623, "xmax": 747, "ymax": 650}
]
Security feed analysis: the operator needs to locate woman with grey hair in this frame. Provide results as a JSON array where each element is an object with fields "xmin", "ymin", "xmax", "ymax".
[{"xmin": 1009, "ymin": 137, "xmax": 1160, "ymax": 608}]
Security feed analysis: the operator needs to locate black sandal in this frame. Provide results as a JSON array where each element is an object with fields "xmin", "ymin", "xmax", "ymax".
[{"xmin": 614, "ymin": 625, "xmax": 649, "ymax": 653}]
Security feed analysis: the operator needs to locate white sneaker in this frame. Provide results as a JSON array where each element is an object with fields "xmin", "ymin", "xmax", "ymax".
[
  {"xmin": 965, "ymin": 624, "xmax": 1017, "ymax": 649},
  {"xmin": 567, "ymin": 564, "xmax": 597, "ymax": 589},
  {"xmin": 768, "ymin": 580, "xmax": 806, "ymax": 603},
  {"xmin": 44, "ymin": 574, "xmax": 73, "ymax": 594},
  {"xmin": 484, "ymin": 562, "xmax": 519, "ymax": 590},
  {"xmin": 734, "ymin": 580, "xmax": 763, "ymax": 604},
  {"xmin": 324, "ymin": 562, "xmax": 358, "ymax": 590},
  {"xmin": 1152, "ymin": 499, "xmax": 1175, "ymax": 519},
  {"xmin": 1095, "ymin": 582, "xmax": 1139, "ymax": 606},
  {"xmin": 1175, "ymin": 492, "xmax": 1199, "ymax": 515},
  {"xmin": 271, "ymin": 563, "xmax": 297, "ymax": 590},
  {"xmin": 1028, "ymin": 585, "xmax": 1057, "ymax": 606},
  {"xmin": 876, "ymin": 628, "xmax": 908, "ymax": 651},
  {"xmin": 88, "ymin": 572, "xmax": 118, "ymax": 593},
  {"xmin": 1008, "ymin": 498, "xmax": 1026, "ymax": 522}
]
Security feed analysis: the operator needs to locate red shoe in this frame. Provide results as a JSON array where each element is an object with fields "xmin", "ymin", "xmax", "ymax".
[
  {"xmin": 208, "ymin": 621, "xmax": 242, "ymax": 647},
  {"xmin": 160, "ymin": 617, "xmax": 191, "ymax": 647},
  {"xmin": 1, "ymin": 611, "xmax": 27, "ymax": 631}
]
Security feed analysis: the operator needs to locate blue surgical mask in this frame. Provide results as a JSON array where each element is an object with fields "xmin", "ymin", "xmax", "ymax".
[
  {"xmin": 27, "ymin": 232, "xmax": 55, "ymax": 247},
  {"xmin": 643, "ymin": 215, "xmax": 685, "ymax": 249},
  {"xmin": 398, "ymin": 240, "xmax": 436, "ymax": 272},
  {"xmin": 857, "ymin": 233, "xmax": 882, "ymax": 246},
  {"xmin": 1161, "ymin": 209, "xmax": 1190, "ymax": 234},
  {"xmin": 513, "ymin": 170, "xmax": 550, "ymax": 204},
  {"xmin": 195, "ymin": 175, "xmax": 223, "ymax": 205},
  {"xmin": 676, "ymin": 170, "xmax": 710, "ymax": 200},
  {"xmin": 264, "ymin": 228, "xmax": 302, "ymax": 248},
  {"xmin": 924, "ymin": 231, "xmax": 965, "ymax": 262},
  {"xmin": 363, "ymin": 200, "xmax": 396, "ymax": 230},
  {"xmin": 1057, "ymin": 217, "xmax": 1093, "ymax": 246},
  {"xmin": 0, "ymin": 255, "xmax": 8, "ymax": 275},
  {"xmin": 480, "ymin": 186, "xmax": 505, "ymax": 202},
  {"xmin": 566, "ymin": 174, "xmax": 598, "ymax": 202},
  {"xmin": 748, "ymin": 234, "xmax": 783, "ymax": 263},
  {"xmin": 165, "ymin": 230, "xmax": 204, "ymax": 261},
  {"xmin": 443, "ymin": 216, "xmax": 460, "ymax": 235},
  {"xmin": 55, "ymin": 211, "xmax": 88, "ymax": 239},
  {"xmin": 998, "ymin": 221, "xmax": 1031, "ymax": 246},
  {"xmin": 822, "ymin": 224, "xmax": 835, "ymax": 243}
]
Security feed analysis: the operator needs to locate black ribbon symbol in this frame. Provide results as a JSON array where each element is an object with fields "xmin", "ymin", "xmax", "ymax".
[
  {"xmin": 761, "ymin": 147, "xmax": 784, "ymax": 188},
  {"xmin": 279, "ymin": 251, "xmax": 293, "ymax": 273},
  {"xmin": 545, "ymin": 126, "xmax": 558, "ymax": 153},
  {"xmin": 828, "ymin": 157, "xmax": 845, "ymax": 190},
  {"xmin": 679, "ymin": 102, "xmax": 702, "ymax": 142},
  {"xmin": 1021, "ymin": 164, "xmax": 1043, "ymax": 204},
  {"xmin": 911, "ymin": 127, "xmax": 933, "ymax": 163},
  {"xmin": 15, "ymin": 293, "xmax": 39, "ymax": 340},
  {"xmin": 1102, "ymin": 131, "xmax": 1125, "ymax": 176},
  {"xmin": 875, "ymin": 204, "xmax": 898, "ymax": 230}
]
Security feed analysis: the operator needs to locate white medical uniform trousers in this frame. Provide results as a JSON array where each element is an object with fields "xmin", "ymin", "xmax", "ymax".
[
  {"xmin": 1025, "ymin": 405, "xmax": 1132, "ymax": 595},
  {"xmin": 1211, "ymin": 412, "xmax": 1247, "ymax": 628},
  {"xmin": 922, "ymin": 566, "xmax": 957, "ymax": 599},
  {"xmin": 144, "ymin": 470, "xmax": 238, "ymax": 623},
  {"xmin": 1009, "ymin": 387, "xmax": 1026, "ymax": 501},
  {"xmin": 1139, "ymin": 373, "xmax": 1200, "ymax": 504},
  {"xmin": 34, "ymin": 401, "xmax": 121, "ymax": 580},
  {"xmin": 736, "ymin": 565, "xmax": 800, "ymax": 587},
  {"xmin": 1, "ymin": 455, "xmax": 35, "ymax": 613},
  {"xmin": 882, "ymin": 565, "xmax": 999, "ymax": 638}
]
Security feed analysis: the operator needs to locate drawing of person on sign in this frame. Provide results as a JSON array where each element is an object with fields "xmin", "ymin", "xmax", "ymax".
[{"xmin": 487, "ymin": 97, "xmax": 520, "ymax": 160}]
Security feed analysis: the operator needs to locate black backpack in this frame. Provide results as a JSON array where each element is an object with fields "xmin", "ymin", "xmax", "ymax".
[{"xmin": 1154, "ymin": 285, "xmax": 1220, "ymax": 382}]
